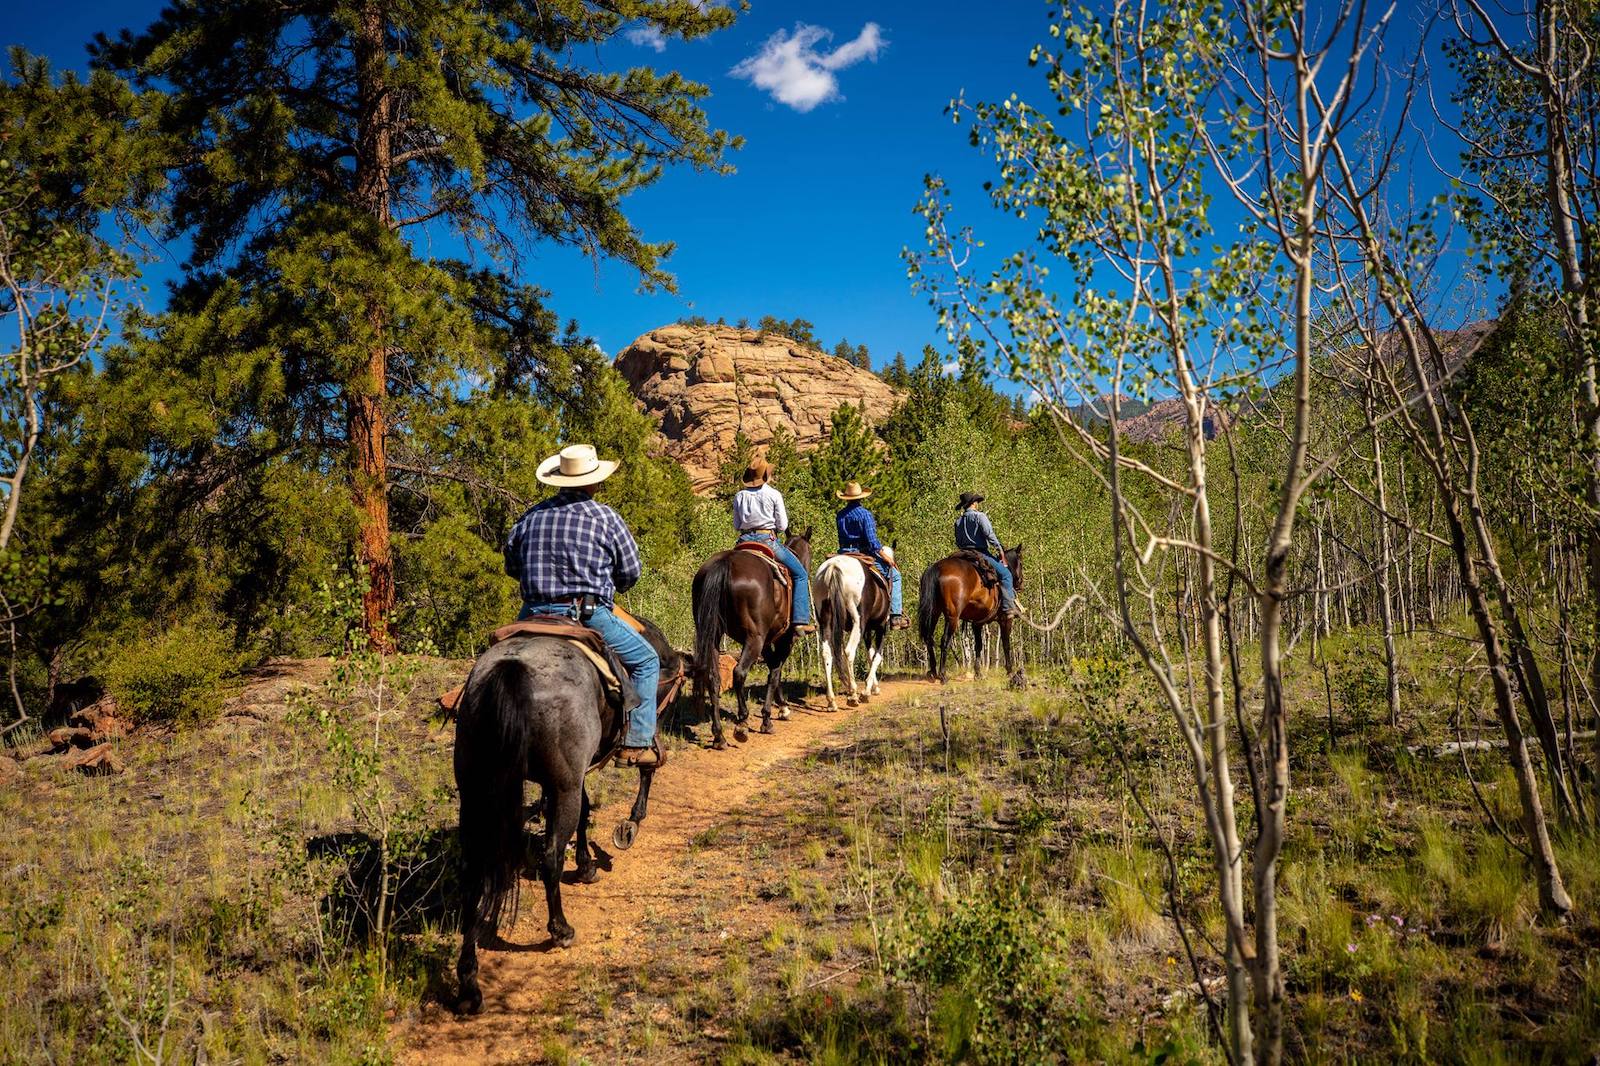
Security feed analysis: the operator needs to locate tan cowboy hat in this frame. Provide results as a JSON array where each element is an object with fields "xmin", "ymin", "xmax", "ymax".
[
  {"xmin": 837, "ymin": 480, "xmax": 872, "ymax": 501},
  {"xmin": 741, "ymin": 459, "xmax": 772, "ymax": 488},
  {"xmin": 536, "ymin": 444, "xmax": 619, "ymax": 487}
]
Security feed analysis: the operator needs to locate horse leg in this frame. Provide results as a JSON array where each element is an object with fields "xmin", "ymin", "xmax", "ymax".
[
  {"xmin": 614, "ymin": 765, "xmax": 655, "ymax": 850},
  {"xmin": 865, "ymin": 626, "xmax": 885, "ymax": 697},
  {"xmin": 701, "ymin": 661, "xmax": 727, "ymax": 751},
  {"xmin": 574, "ymin": 786, "xmax": 599, "ymax": 884},
  {"xmin": 455, "ymin": 865, "xmax": 484, "ymax": 1014},
  {"xmin": 759, "ymin": 634, "xmax": 790, "ymax": 733},
  {"xmin": 972, "ymin": 621, "xmax": 985, "ymax": 681},
  {"xmin": 939, "ymin": 614, "xmax": 958, "ymax": 684},
  {"xmin": 1001, "ymin": 614, "xmax": 1024, "ymax": 688},
  {"xmin": 542, "ymin": 785, "xmax": 580, "ymax": 947},
  {"xmin": 820, "ymin": 625, "xmax": 839, "ymax": 712},
  {"xmin": 731, "ymin": 636, "xmax": 762, "ymax": 728},
  {"xmin": 843, "ymin": 613, "xmax": 862, "ymax": 707}
]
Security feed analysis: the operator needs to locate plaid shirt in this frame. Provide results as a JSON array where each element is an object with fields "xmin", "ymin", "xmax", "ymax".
[{"xmin": 504, "ymin": 490, "xmax": 643, "ymax": 607}]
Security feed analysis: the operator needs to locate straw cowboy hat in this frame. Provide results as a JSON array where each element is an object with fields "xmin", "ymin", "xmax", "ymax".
[
  {"xmin": 536, "ymin": 444, "xmax": 619, "ymax": 488},
  {"xmin": 837, "ymin": 481, "xmax": 872, "ymax": 501},
  {"xmin": 741, "ymin": 459, "xmax": 772, "ymax": 488}
]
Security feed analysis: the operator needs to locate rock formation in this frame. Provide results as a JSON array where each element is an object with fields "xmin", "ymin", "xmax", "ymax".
[{"xmin": 615, "ymin": 324, "xmax": 903, "ymax": 493}]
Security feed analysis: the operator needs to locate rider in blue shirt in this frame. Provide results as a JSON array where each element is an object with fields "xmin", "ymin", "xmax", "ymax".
[
  {"xmin": 835, "ymin": 482, "xmax": 909, "ymax": 629},
  {"xmin": 954, "ymin": 491, "xmax": 1017, "ymax": 617}
]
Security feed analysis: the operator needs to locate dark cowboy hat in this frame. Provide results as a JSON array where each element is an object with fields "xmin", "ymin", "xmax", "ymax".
[
  {"xmin": 957, "ymin": 491, "xmax": 985, "ymax": 511},
  {"xmin": 741, "ymin": 459, "xmax": 772, "ymax": 488}
]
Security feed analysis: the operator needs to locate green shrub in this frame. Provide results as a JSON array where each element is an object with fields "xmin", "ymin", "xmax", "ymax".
[{"xmin": 103, "ymin": 621, "xmax": 240, "ymax": 725}]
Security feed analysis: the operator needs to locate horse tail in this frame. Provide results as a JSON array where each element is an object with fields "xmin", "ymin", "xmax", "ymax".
[
  {"xmin": 457, "ymin": 657, "xmax": 532, "ymax": 936},
  {"xmin": 816, "ymin": 558, "xmax": 853, "ymax": 658},
  {"xmin": 693, "ymin": 557, "xmax": 730, "ymax": 696},
  {"xmin": 918, "ymin": 561, "xmax": 943, "ymax": 645}
]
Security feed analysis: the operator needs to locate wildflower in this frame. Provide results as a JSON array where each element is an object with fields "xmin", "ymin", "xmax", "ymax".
[
  {"xmin": 1345, "ymin": 942, "xmax": 1358, "ymax": 954},
  {"xmin": 1349, "ymin": 988, "xmax": 1364, "ymax": 1003},
  {"xmin": 1365, "ymin": 914, "xmax": 1381, "ymax": 926},
  {"xmin": 1391, "ymin": 915, "xmax": 1404, "ymax": 927},
  {"xmin": 1165, "ymin": 955, "xmax": 1177, "ymax": 967}
]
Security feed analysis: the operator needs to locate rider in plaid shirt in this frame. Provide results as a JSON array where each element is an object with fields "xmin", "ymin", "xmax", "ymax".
[
  {"xmin": 505, "ymin": 444, "xmax": 661, "ymax": 767},
  {"xmin": 505, "ymin": 491, "xmax": 642, "ymax": 607}
]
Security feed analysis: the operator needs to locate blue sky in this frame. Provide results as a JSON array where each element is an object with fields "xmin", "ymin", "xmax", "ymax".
[
  {"xmin": 12, "ymin": 1, "xmax": 1487, "ymax": 383},
  {"xmin": 11, "ymin": 1, "xmax": 1068, "ymax": 368}
]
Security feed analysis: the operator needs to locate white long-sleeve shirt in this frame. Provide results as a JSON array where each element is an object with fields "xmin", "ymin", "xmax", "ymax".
[{"xmin": 731, "ymin": 483, "xmax": 789, "ymax": 532}]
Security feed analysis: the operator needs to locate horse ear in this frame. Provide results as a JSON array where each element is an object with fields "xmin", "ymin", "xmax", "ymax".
[
  {"xmin": 1013, "ymin": 543, "xmax": 1024, "ymax": 555},
  {"xmin": 803, "ymin": 524, "xmax": 813, "ymax": 540}
]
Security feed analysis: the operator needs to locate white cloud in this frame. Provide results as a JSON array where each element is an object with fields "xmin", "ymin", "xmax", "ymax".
[
  {"xmin": 625, "ymin": 1, "xmax": 721, "ymax": 52},
  {"xmin": 626, "ymin": 24, "xmax": 668, "ymax": 52},
  {"xmin": 730, "ymin": 22, "xmax": 886, "ymax": 112}
]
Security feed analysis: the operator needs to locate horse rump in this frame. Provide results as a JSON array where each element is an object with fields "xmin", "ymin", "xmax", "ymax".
[{"xmin": 456, "ymin": 657, "xmax": 533, "ymax": 938}]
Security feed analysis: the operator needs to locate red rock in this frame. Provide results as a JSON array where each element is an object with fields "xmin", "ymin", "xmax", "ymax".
[
  {"xmin": 47, "ymin": 726, "xmax": 96, "ymax": 752},
  {"xmin": 616, "ymin": 324, "xmax": 904, "ymax": 494},
  {"xmin": 61, "ymin": 743, "xmax": 123, "ymax": 776}
]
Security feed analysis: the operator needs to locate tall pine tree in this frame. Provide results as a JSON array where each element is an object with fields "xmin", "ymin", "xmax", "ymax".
[{"xmin": 94, "ymin": 0, "xmax": 737, "ymax": 645}]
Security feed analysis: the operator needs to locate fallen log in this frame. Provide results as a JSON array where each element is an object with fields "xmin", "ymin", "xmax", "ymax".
[{"xmin": 1406, "ymin": 731, "xmax": 1595, "ymax": 758}]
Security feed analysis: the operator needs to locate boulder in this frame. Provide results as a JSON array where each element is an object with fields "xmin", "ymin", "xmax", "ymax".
[
  {"xmin": 47, "ymin": 726, "xmax": 96, "ymax": 752},
  {"xmin": 67, "ymin": 698, "xmax": 127, "ymax": 741},
  {"xmin": 61, "ymin": 743, "xmax": 123, "ymax": 777},
  {"xmin": 615, "ymin": 325, "xmax": 904, "ymax": 494}
]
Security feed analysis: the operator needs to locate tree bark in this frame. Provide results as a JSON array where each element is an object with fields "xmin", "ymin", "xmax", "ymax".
[{"xmin": 352, "ymin": 0, "xmax": 396, "ymax": 649}]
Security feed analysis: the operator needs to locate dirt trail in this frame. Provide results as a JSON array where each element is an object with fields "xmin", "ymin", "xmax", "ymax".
[{"xmin": 395, "ymin": 677, "xmax": 942, "ymax": 1065}]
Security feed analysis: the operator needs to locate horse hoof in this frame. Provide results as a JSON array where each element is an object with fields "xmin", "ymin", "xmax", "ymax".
[
  {"xmin": 1008, "ymin": 673, "xmax": 1026, "ymax": 690},
  {"xmin": 551, "ymin": 930, "xmax": 576, "ymax": 950},
  {"xmin": 613, "ymin": 820, "xmax": 638, "ymax": 851},
  {"xmin": 846, "ymin": 697, "xmax": 858, "ymax": 708},
  {"xmin": 859, "ymin": 693, "xmax": 871, "ymax": 704},
  {"xmin": 733, "ymin": 727, "xmax": 749, "ymax": 743},
  {"xmin": 712, "ymin": 736, "xmax": 727, "ymax": 751},
  {"xmin": 760, "ymin": 721, "xmax": 775, "ymax": 735},
  {"xmin": 825, "ymin": 701, "xmax": 838, "ymax": 713},
  {"xmin": 456, "ymin": 986, "xmax": 483, "ymax": 1016},
  {"xmin": 778, "ymin": 706, "xmax": 792, "ymax": 721}
]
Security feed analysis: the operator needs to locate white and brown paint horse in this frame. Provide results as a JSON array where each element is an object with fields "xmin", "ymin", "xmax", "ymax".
[{"xmin": 814, "ymin": 553, "xmax": 892, "ymax": 710}]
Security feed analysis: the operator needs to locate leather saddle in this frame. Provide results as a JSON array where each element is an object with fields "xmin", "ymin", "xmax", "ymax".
[
  {"xmin": 734, "ymin": 540, "xmax": 792, "ymax": 591},
  {"xmin": 838, "ymin": 551, "xmax": 891, "ymax": 596},
  {"xmin": 953, "ymin": 549, "xmax": 1001, "ymax": 588},
  {"xmin": 437, "ymin": 615, "xmax": 627, "ymax": 716}
]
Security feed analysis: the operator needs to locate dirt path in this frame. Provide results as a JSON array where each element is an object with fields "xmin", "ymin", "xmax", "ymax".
[{"xmin": 395, "ymin": 676, "xmax": 943, "ymax": 1065}]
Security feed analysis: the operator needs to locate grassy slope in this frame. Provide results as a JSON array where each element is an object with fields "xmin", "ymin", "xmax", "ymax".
[{"xmin": 3, "ymin": 626, "xmax": 1599, "ymax": 1064}]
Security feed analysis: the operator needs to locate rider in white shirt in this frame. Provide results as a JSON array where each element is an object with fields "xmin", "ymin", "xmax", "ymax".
[{"xmin": 731, "ymin": 460, "xmax": 814, "ymax": 634}]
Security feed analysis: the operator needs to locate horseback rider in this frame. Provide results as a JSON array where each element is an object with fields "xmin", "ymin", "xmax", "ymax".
[
  {"xmin": 835, "ymin": 481, "xmax": 910, "ymax": 630},
  {"xmin": 505, "ymin": 444, "xmax": 662, "ymax": 767},
  {"xmin": 731, "ymin": 459, "xmax": 815, "ymax": 635},
  {"xmin": 954, "ymin": 491, "xmax": 1017, "ymax": 618}
]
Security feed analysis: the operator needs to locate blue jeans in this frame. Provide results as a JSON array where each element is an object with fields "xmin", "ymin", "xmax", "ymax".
[
  {"xmin": 988, "ymin": 554, "xmax": 1016, "ymax": 612},
  {"xmin": 872, "ymin": 560, "xmax": 904, "ymax": 616},
  {"xmin": 520, "ymin": 601, "xmax": 660, "ymax": 748},
  {"xmin": 736, "ymin": 532, "xmax": 811, "ymax": 624}
]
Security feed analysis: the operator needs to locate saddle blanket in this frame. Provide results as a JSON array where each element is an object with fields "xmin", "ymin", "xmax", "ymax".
[
  {"xmin": 734, "ymin": 540, "xmax": 792, "ymax": 590},
  {"xmin": 436, "ymin": 617, "xmax": 625, "ymax": 716}
]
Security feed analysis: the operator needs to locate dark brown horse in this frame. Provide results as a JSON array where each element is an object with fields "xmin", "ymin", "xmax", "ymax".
[
  {"xmin": 917, "ymin": 545, "xmax": 1024, "ymax": 687},
  {"xmin": 691, "ymin": 527, "xmax": 813, "ymax": 747},
  {"xmin": 453, "ymin": 615, "xmax": 683, "ymax": 1014}
]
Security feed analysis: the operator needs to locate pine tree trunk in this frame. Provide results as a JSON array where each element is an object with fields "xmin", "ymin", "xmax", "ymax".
[{"xmin": 352, "ymin": 0, "xmax": 396, "ymax": 649}]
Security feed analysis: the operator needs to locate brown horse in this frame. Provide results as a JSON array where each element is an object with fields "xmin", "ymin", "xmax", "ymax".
[
  {"xmin": 691, "ymin": 527, "xmax": 813, "ymax": 748},
  {"xmin": 917, "ymin": 545, "xmax": 1024, "ymax": 687}
]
